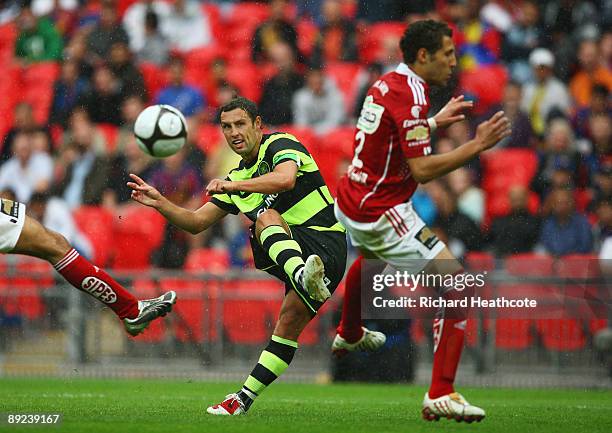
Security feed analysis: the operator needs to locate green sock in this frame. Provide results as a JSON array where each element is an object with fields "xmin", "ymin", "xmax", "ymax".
[{"xmin": 259, "ymin": 225, "xmax": 305, "ymax": 287}]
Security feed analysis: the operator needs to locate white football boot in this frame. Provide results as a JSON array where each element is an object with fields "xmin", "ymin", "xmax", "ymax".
[
  {"xmin": 301, "ymin": 254, "xmax": 331, "ymax": 302},
  {"xmin": 331, "ymin": 326, "xmax": 387, "ymax": 357},
  {"xmin": 422, "ymin": 392, "xmax": 485, "ymax": 423}
]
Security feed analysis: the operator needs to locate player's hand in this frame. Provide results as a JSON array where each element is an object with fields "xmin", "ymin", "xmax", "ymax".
[
  {"xmin": 127, "ymin": 174, "xmax": 164, "ymax": 208},
  {"xmin": 432, "ymin": 95, "xmax": 473, "ymax": 129},
  {"xmin": 475, "ymin": 111, "xmax": 512, "ymax": 151},
  {"xmin": 206, "ymin": 179, "xmax": 234, "ymax": 195}
]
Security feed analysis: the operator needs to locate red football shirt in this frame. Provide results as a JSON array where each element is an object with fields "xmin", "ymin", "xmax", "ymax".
[{"xmin": 336, "ymin": 63, "xmax": 433, "ymax": 223}]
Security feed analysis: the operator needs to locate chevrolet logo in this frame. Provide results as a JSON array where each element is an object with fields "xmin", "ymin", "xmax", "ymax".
[{"xmin": 406, "ymin": 126, "xmax": 429, "ymax": 141}]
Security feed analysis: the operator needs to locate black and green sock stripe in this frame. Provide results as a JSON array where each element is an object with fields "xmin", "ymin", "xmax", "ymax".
[
  {"xmin": 238, "ymin": 335, "xmax": 298, "ymax": 410},
  {"xmin": 259, "ymin": 225, "xmax": 305, "ymax": 286}
]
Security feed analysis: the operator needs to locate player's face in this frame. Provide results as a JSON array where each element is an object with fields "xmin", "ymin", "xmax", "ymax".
[
  {"xmin": 425, "ymin": 36, "xmax": 456, "ymax": 86},
  {"xmin": 220, "ymin": 108, "xmax": 262, "ymax": 160}
]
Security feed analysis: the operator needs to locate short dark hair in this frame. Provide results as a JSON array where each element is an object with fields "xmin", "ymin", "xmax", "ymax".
[
  {"xmin": 400, "ymin": 20, "xmax": 453, "ymax": 64},
  {"xmin": 219, "ymin": 97, "xmax": 259, "ymax": 123}
]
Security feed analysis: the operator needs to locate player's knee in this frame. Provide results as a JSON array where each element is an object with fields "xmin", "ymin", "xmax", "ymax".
[
  {"xmin": 255, "ymin": 209, "xmax": 284, "ymax": 233},
  {"xmin": 42, "ymin": 229, "xmax": 71, "ymax": 262}
]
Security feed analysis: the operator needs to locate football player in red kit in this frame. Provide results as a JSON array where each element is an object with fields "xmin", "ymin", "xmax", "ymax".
[
  {"xmin": 0, "ymin": 197, "xmax": 176, "ymax": 336},
  {"xmin": 332, "ymin": 20, "xmax": 511, "ymax": 422}
]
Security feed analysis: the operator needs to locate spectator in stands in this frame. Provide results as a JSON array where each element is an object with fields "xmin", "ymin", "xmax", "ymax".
[
  {"xmin": 105, "ymin": 134, "xmax": 159, "ymax": 208},
  {"xmin": 77, "ymin": 64, "xmax": 124, "ymax": 126},
  {"xmin": 33, "ymin": 0, "xmax": 79, "ymax": 39},
  {"xmin": 0, "ymin": 131, "xmax": 53, "ymax": 203},
  {"xmin": 164, "ymin": 0, "xmax": 213, "ymax": 52},
  {"xmin": 1, "ymin": 103, "xmax": 41, "ymax": 165},
  {"xmin": 85, "ymin": 1, "xmax": 129, "ymax": 64},
  {"xmin": 484, "ymin": 81, "xmax": 533, "ymax": 148},
  {"xmin": 59, "ymin": 107, "xmax": 107, "ymax": 156},
  {"xmin": 293, "ymin": 66, "xmax": 345, "ymax": 134},
  {"xmin": 488, "ymin": 185, "xmax": 541, "ymax": 257},
  {"xmin": 411, "ymin": 185, "xmax": 437, "ymax": 226},
  {"xmin": 429, "ymin": 180, "xmax": 483, "ymax": 258},
  {"xmin": 155, "ymin": 56, "xmax": 206, "ymax": 119},
  {"xmin": 14, "ymin": 5, "xmax": 63, "ymax": 63},
  {"xmin": 52, "ymin": 111, "xmax": 111, "ymax": 208},
  {"xmin": 252, "ymin": 0, "xmax": 300, "ymax": 64},
  {"xmin": 539, "ymin": 187, "xmax": 593, "ymax": 256},
  {"xmin": 531, "ymin": 118, "xmax": 583, "ymax": 199},
  {"xmin": 123, "ymin": 0, "xmax": 171, "ymax": 53},
  {"xmin": 311, "ymin": 0, "xmax": 358, "ymax": 64},
  {"xmin": 520, "ymin": 48, "xmax": 571, "ymax": 137},
  {"xmin": 108, "ymin": 41, "xmax": 147, "ymax": 100},
  {"xmin": 136, "ymin": 10, "xmax": 169, "ymax": 66},
  {"xmin": 27, "ymin": 191, "xmax": 93, "ymax": 259},
  {"xmin": 570, "ymin": 38, "xmax": 612, "ymax": 109},
  {"xmin": 64, "ymin": 32, "xmax": 93, "ymax": 79},
  {"xmin": 49, "ymin": 59, "xmax": 91, "ymax": 128},
  {"xmin": 594, "ymin": 198, "xmax": 612, "ymax": 261},
  {"xmin": 454, "ymin": 0, "xmax": 502, "ymax": 71},
  {"xmin": 592, "ymin": 163, "xmax": 612, "ymax": 205},
  {"xmin": 352, "ymin": 62, "xmax": 383, "ymax": 120},
  {"xmin": 114, "ymin": 95, "xmax": 146, "ymax": 155},
  {"xmin": 501, "ymin": 0, "xmax": 544, "ymax": 82},
  {"xmin": 147, "ymin": 146, "xmax": 203, "ymax": 268},
  {"xmin": 447, "ymin": 167, "xmax": 484, "ymax": 224},
  {"xmin": 356, "ymin": 0, "xmax": 422, "ymax": 22},
  {"xmin": 583, "ymin": 113, "xmax": 612, "ymax": 184},
  {"xmin": 259, "ymin": 42, "xmax": 304, "ymax": 126},
  {"xmin": 601, "ymin": 30, "xmax": 612, "ymax": 69},
  {"xmin": 573, "ymin": 84, "xmax": 611, "ymax": 139}
]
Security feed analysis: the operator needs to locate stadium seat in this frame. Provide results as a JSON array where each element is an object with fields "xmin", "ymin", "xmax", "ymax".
[
  {"xmin": 73, "ymin": 206, "xmax": 115, "ymax": 267},
  {"xmin": 297, "ymin": 19, "xmax": 318, "ymax": 58},
  {"xmin": 535, "ymin": 319, "xmax": 586, "ymax": 351},
  {"xmin": 458, "ymin": 65, "xmax": 507, "ymax": 116},
  {"xmin": 184, "ymin": 248, "xmax": 230, "ymax": 274},
  {"xmin": 111, "ymin": 206, "xmax": 166, "ymax": 270},
  {"xmin": 505, "ymin": 253, "xmax": 554, "ymax": 277},
  {"xmin": 495, "ymin": 318, "xmax": 533, "ymax": 350},
  {"xmin": 22, "ymin": 62, "xmax": 60, "ymax": 124},
  {"xmin": 0, "ymin": 22, "xmax": 17, "ymax": 65},
  {"xmin": 358, "ymin": 21, "xmax": 406, "ymax": 64},
  {"xmin": 139, "ymin": 63, "xmax": 168, "ymax": 101},
  {"xmin": 159, "ymin": 277, "xmax": 217, "ymax": 343},
  {"xmin": 225, "ymin": 61, "xmax": 263, "ymax": 103},
  {"xmin": 464, "ymin": 251, "xmax": 496, "ymax": 272},
  {"xmin": 196, "ymin": 123, "xmax": 224, "ymax": 154},
  {"xmin": 97, "ymin": 123, "xmax": 119, "ymax": 153},
  {"xmin": 222, "ymin": 278, "xmax": 283, "ymax": 345},
  {"xmin": 325, "ymin": 62, "xmax": 364, "ymax": 111}
]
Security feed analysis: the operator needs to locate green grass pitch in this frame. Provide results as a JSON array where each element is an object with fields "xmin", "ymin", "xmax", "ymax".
[{"xmin": 0, "ymin": 378, "xmax": 611, "ymax": 433}]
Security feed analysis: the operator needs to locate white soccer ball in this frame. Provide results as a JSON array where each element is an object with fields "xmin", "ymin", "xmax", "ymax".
[{"xmin": 134, "ymin": 104, "xmax": 188, "ymax": 157}]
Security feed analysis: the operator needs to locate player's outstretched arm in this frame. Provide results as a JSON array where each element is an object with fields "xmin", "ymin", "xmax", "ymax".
[
  {"xmin": 206, "ymin": 161, "xmax": 298, "ymax": 195},
  {"xmin": 408, "ymin": 111, "xmax": 511, "ymax": 183},
  {"xmin": 128, "ymin": 174, "xmax": 227, "ymax": 234},
  {"xmin": 430, "ymin": 95, "xmax": 473, "ymax": 130}
]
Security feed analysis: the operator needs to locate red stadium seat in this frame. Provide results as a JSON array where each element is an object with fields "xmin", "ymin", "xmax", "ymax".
[
  {"xmin": 222, "ymin": 278, "xmax": 283, "ymax": 345},
  {"xmin": 139, "ymin": 63, "xmax": 168, "ymax": 101},
  {"xmin": 536, "ymin": 319, "xmax": 586, "ymax": 351},
  {"xmin": 196, "ymin": 123, "xmax": 224, "ymax": 154},
  {"xmin": 111, "ymin": 206, "xmax": 166, "ymax": 270},
  {"xmin": 358, "ymin": 21, "xmax": 405, "ymax": 64},
  {"xmin": 97, "ymin": 123, "xmax": 119, "ymax": 153},
  {"xmin": 464, "ymin": 252, "xmax": 496, "ymax": 272},
  {"xmin": 325, "ymin": 62, "xmax": 364, "ymax": 111},
  {"xmin": 226, "ymin": 62, "xmax": 263, "ymax": 103},
  {"xmin": 73, "ymin": 206, "xmax": 115, "ymax": 267},
  {"xmin": 505, "ymin": 253, "xmax": 554, "ymax": 277},
  {"xmin": 495, "ymin": 318, "xmax": 533, "ymax": 350},
  {"xmin": 159, "ymin": 277, "xmax": 217, "ymax": 343},
  {"xmin": 184, "ymin": 248, "xmax": 230, "ymax": 274},
  {"xmin": 22, "ymin": 62, "xmax": 60, "ymax": 124},
  {"xmin": 458, "ymin": 65, "xmax": 508, "ymax": 116},
  {"xmin": 320, "ymin": 126, "xmax": 355, "ymax": 157},
  {"xmin": 297, "ymin": 19, "xmax": 318, "ymax": 57}
]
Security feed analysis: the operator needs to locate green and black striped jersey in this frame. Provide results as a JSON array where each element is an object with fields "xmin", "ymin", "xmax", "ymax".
[{"xmin": 210, "ymin": 132, "xmax": 344, "ymax": 233}]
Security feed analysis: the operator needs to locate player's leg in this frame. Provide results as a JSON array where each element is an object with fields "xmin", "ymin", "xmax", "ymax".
[
  {"xmin": 420, "ymin": 247, "xmax": 485, "ymax": 422},
  {"xmin": 210, "ymin": 290, "xmax": 312, "ymax": 415},
  {"xmin": 255, "ymin": 209, "xmax": 329, "ymax": 301},
  {"xmin": 11, "ymin": 214, "xmax": 176, "ymax": 335},
  {"xmin": 332, "ymin": 255, "xmax": 387, "ymax": 356}
]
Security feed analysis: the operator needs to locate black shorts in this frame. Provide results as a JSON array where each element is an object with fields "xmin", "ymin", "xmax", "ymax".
[{"xmin": 250, "ymin": 226, "xmax": 347, "ymax": 314}]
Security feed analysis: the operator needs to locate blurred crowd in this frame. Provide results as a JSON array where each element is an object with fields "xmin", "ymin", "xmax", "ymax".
[{"xmin": 0, "ymin": 0, "xmax": 610, "ymax": 270}]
